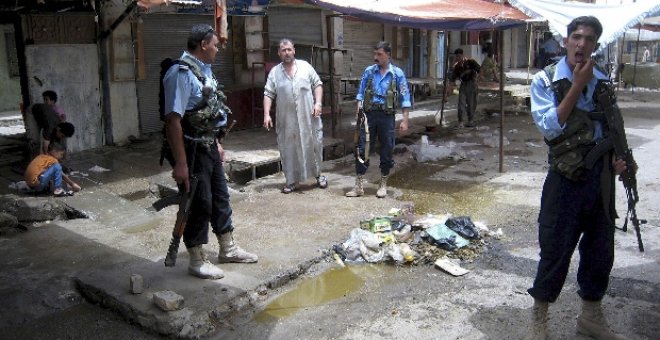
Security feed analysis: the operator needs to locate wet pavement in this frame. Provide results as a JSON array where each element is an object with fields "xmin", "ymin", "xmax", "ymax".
[{"xmin": 1, "ymin": 83, "xmax": 658, "ymax": 339}]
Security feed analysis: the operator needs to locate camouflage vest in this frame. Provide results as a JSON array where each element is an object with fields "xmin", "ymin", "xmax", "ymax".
[
  {"xmin": 541, "ymin": 63, "xmax": 607, "ymax": 181},
  {"xmin": 363, "ymin": 69, "xmax": 398, "ymax": 115},
  {"xmin": 179, "ymin": 55, "xmax": 232, "ymax": 145}
]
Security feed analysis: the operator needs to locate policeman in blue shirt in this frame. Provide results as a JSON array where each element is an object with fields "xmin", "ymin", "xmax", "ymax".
[
  {"xmin": 163, "ymin": 24, "xmax": 257, "ymax": 280},
  {"xmin": 524, "ymin": 16, "xmax": 629, "ymax": 340},
  {"xmin": 346, "ymin": 41, "xmax": 411, "ymax": 198}
]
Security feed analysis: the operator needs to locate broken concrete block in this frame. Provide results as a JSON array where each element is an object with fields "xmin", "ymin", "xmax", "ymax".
[
  {"xmin": 0, "ymin": 212, "xmax": 19, "ymax": 229},
  {"xmin": 130, "ymin": 274, "xmax": 143, "ymax": 294},
  {"xmin": 153, "ymin": 290, "xmax": 184, "ymax": 311},
  {"xmin": 0, "ymin": 194, "xmax": 67, "ymax": 222}
]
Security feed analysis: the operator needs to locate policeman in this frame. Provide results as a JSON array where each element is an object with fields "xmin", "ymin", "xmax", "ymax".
[
  {"xmin": 162, "ymin": 24, "xmax": 257, "ymax": 279},
  {"xmin": 525, "ymin": 16, "xmax": 628, "ymax": 340},
  {"xmin": 346, "ymin": 41, "xmax": 411, "ymax": 198}
]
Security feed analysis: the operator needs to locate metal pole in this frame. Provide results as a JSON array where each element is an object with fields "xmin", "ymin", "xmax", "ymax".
[
  {"xmin": 326, "ymin": 15, "xmax": 339, "ymax": 138},
  {"xmin": 499, "ymin": 30, "xmax": 504, "ymax": 173},
  {"xmin": 96, "ymin": 0, "xmax": 114, "ymax": 145},
  {"xmin": 618, "ymin": 32, "xmax": 626, "ymax": 90},
  {"xmin": 527, "ymin": 23, "xmax": 533, "ymax": 85},
  {"xmin": 631, "ymin": 26, "xmax": 641, "ymax": 93},
  {"xmin": 436, "ymin": 31, "xmax": 450, "ymax": 127}
]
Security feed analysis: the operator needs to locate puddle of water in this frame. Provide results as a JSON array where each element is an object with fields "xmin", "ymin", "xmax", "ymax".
[
  {"xmin": 389, "ymin": 163, "xmax": 496, "ymax": 216},
  {"xmin": 253, "ymin": 265, "xmax": 380, "ymax": 322}
]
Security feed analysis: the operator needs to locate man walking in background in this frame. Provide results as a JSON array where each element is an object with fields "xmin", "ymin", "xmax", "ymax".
[{"xmin": 449, "ymin": 48, "xmax": 480, "ymax": 128}]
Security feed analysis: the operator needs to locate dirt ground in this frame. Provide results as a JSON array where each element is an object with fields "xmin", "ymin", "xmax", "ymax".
[
  {"xmin": 212, "ymin": 90, "xmax": 660, "ymax": 340},
  {"xmin": 0, "ymin": 89, "xmax": 658, "ymax": 339}
]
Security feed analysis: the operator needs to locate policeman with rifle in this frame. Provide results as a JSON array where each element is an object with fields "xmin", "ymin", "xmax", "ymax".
[
  {"xmin": 158, "ymin": 24, "xmax": 257, "ymax": 280},
  {"xmin": 345, "ymin": 41, "xmax": 411, "ymax": 198},
  {"xmin": 524, "ymin": 16, "xmax": 642, "ymax": 340}
]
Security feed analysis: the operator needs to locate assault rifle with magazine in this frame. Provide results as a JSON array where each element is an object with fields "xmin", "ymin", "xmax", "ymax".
[{"xmin": 593, "ymin": 82, "xmax": 646, "ymax": 252}]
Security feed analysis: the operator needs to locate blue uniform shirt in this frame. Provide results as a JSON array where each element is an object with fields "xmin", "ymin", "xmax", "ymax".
[
  {"xmin": 356, "ymin": 63, "xmax": 412, "ymax": 109},
  {"xmin": 163, "ymin": 51, "xmax": 217, "ymax": 118},
  {"xmin": 530, "ymin": 57, "xmax": 608, "ymax": 142}
]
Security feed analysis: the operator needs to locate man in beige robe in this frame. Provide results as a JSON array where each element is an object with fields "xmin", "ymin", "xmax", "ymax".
[{"xmin": 263, "ymin": 39, "xmax": 326, "ymax": 193}]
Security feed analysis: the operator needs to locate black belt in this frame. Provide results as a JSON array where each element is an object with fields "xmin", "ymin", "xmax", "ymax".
[{"xmin": 369, "ymin": 103, "xmax": 385, "ymax": 111}]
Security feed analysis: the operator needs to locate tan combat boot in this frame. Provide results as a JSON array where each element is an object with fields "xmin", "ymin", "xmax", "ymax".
[
  {"xmin": 576, "ymin": 300, "xmax": 628, "ymax": 340},
  {"xmin": 217, "ymin": 232, "xmax": 258, "ymax": 263},
  {"xmin": 188, "ymin": 245, "xmax": 224, "ymax": 279},
  {"xmin": 376, "ymin": 175, "xmax": 388, "ymax": 198},
  {"xmin": 345, "ymin": 175, "xmax": 364, "ymax": 197},
  {"xmin": 523, "ymin": 298, "xmax": 549, "ymax": 340}
]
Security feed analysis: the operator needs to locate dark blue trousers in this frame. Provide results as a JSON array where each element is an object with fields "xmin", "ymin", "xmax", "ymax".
[
  {"xmin": 183, "ymin": 143, "xmax": 233, "ymax": 248},
  {"xmin": 528, "ymin": 159, "xmax": 615, "ymax": 302},
  {"xmin": 355, "ymin": 110, "xmax": 395, "ymax": 176}
]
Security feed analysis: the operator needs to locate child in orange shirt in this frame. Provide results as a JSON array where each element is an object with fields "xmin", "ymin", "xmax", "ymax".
[{"xmin": 24, "ymin": 142, "xmax": 81, "ymax": 196}]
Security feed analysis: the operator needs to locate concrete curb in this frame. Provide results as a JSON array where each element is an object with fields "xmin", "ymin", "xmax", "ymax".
[{"xmin": 74, "ymin": 251, "xmax": 329, "ymax": 338}]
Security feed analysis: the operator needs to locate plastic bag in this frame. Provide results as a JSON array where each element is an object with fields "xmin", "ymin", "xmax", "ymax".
[
  {"xmin": 426, "ymin": 223, "xmax": 470, "ymax": 250},
  {"xmin": 445, "ymin": 216, "xmax": 480, "ymax": 239}
]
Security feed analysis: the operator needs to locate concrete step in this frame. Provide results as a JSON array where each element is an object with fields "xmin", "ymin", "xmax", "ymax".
[{"xmin": 63, "ymin": 189, "xmax": 163, "ymax": 233}]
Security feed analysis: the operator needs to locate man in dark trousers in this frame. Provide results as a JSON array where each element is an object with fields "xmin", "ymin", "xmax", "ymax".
[
  {"xmin": 449, "ymin": 48, "xmax": 480, "ymax": 128},
  {"xmin": 525, "ymin": 16, "xmax": 629, "ymax": 340},
  {"xmin": 345, "ymin": 41, "xmax": 411, "ymax": 199},
  {"xmin": 162, "ymin": 24, "xmax": 257, "ymax": 279}
]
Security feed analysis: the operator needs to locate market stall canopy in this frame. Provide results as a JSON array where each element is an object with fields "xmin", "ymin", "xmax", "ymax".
[
  {"xmin": 508, "ymin": 0, "xmax": 660, "ymax": 50},
  {"xmin": 137, "ymin": 0, "xmax": 268, "ymax": 14},
  {"xmin": 624, "ymin": 27, "xmax": 660, "ymax": 41},
  {"xmin": 634, "ymin": 16, "xmax": 660, "ymax": 32},
  {"xmin": 306, "ymin": 0, "xmax": 530, "ymax": 31}
]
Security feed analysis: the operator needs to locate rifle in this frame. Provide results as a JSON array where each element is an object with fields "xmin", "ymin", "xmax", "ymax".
[
  {"xmin": 354, "ymin": 108, "xmax": 369, "ymax": 164},
  {"xmin": 152, "ymin": 176, "xmax": 199, "ymax": 266},
  {"xmin": 595, "ymin": 84, "xmax": 646, "ymax": 252}
]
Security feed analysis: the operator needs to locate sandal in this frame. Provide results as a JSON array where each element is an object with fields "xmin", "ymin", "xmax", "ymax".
[
  {"xmin": 281, "ymin": 184, "xmax": 296, "ymax": 194},
  {"xmin": 53, "ymin": 189, "xmax": 74, "ymax": 197},
  {"xmin": 316, "ymin": 175, "xmax": 328, "ymax": 189}
]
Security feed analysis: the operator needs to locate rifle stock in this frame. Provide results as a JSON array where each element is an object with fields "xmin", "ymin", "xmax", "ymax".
[
  {"xmin": 164, "ymin": 176, "xmax": 199, "ymax": 266},
  {"xmin": 596, "ymin": 85, "xmax": 645, "ymax": 252}
]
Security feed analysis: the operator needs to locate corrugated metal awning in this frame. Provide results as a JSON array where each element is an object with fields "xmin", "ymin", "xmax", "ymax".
[{"xmin": 306, "ymin": 0, "xmax": 530, "ymax": 31}]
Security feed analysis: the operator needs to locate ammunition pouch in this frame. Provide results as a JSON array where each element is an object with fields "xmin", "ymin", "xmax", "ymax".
[
  {"xmin": 546, "ymin": 108, "xmax": 596, "ymax": 181},
  {"xmin": 362, "ymin": 69, "xmax": 398, "ymax": 115}
]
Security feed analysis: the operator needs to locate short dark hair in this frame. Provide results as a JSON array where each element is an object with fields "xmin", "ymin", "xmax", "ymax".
[
  {"xmin": 48, "ymin": 142, "xmax": 65, "ymax": 153},
  {"xmin": 374, "ymin": 41, "xmax": 391, "ymax": 54},
  {"xmin": 567, "ymin": 16, "xmax": 603, "ymax": 40},
  {"xmin": 187, "ymin": 24, "xmax": 216, "ymax": 51},
  {"xmin": 58, "ymin": 122, "xmax": 75, "ymax": 137},
  {"xmin": 454, "ymin": 48, "xmax": 463, "ymax": 55},
  {"xmin": 43, "ymin": 90, "xmax": 57, "ymax": 102}
]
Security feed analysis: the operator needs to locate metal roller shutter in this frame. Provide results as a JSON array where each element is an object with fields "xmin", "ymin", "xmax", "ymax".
[
  {"xmin": 342, "ymin": 20, "xmax": 383, "ymax": 78},
  {"xmin": 267, "ymin": 7, "xmax": 323, "ymax": 50},
  {"xmin": 136, "ymin": 13, "xmax": 235, "ymax": 135}
]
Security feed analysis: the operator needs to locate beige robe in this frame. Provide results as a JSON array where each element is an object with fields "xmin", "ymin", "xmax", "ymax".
[{"xmin": 264, "ymin": 60, "xmax": 323, "ymax": 184}]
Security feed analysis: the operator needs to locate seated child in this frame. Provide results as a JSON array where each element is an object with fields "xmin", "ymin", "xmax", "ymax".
[{"xmin": 24, "ymin": 142, "xmax": 81, "ymax": 196}]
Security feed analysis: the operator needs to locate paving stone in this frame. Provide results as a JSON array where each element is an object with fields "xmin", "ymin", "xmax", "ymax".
[
  {"xmin": 153, "ymin": 291, "xmax": 184, "ymax": 311},
  {"xmin": 130, "ymin": 274, "xmax": 144, "ymax": 294}
]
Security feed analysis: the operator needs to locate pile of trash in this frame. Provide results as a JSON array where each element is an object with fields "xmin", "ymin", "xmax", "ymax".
[{"xmin": 332, "ymin": 207, "xmax": 504, "ymax": 271}]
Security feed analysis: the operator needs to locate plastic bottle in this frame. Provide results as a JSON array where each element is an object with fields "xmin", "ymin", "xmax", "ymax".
[{"xmin": 399, "ymin": 243, "xmax": 417, "ymax": 263}]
